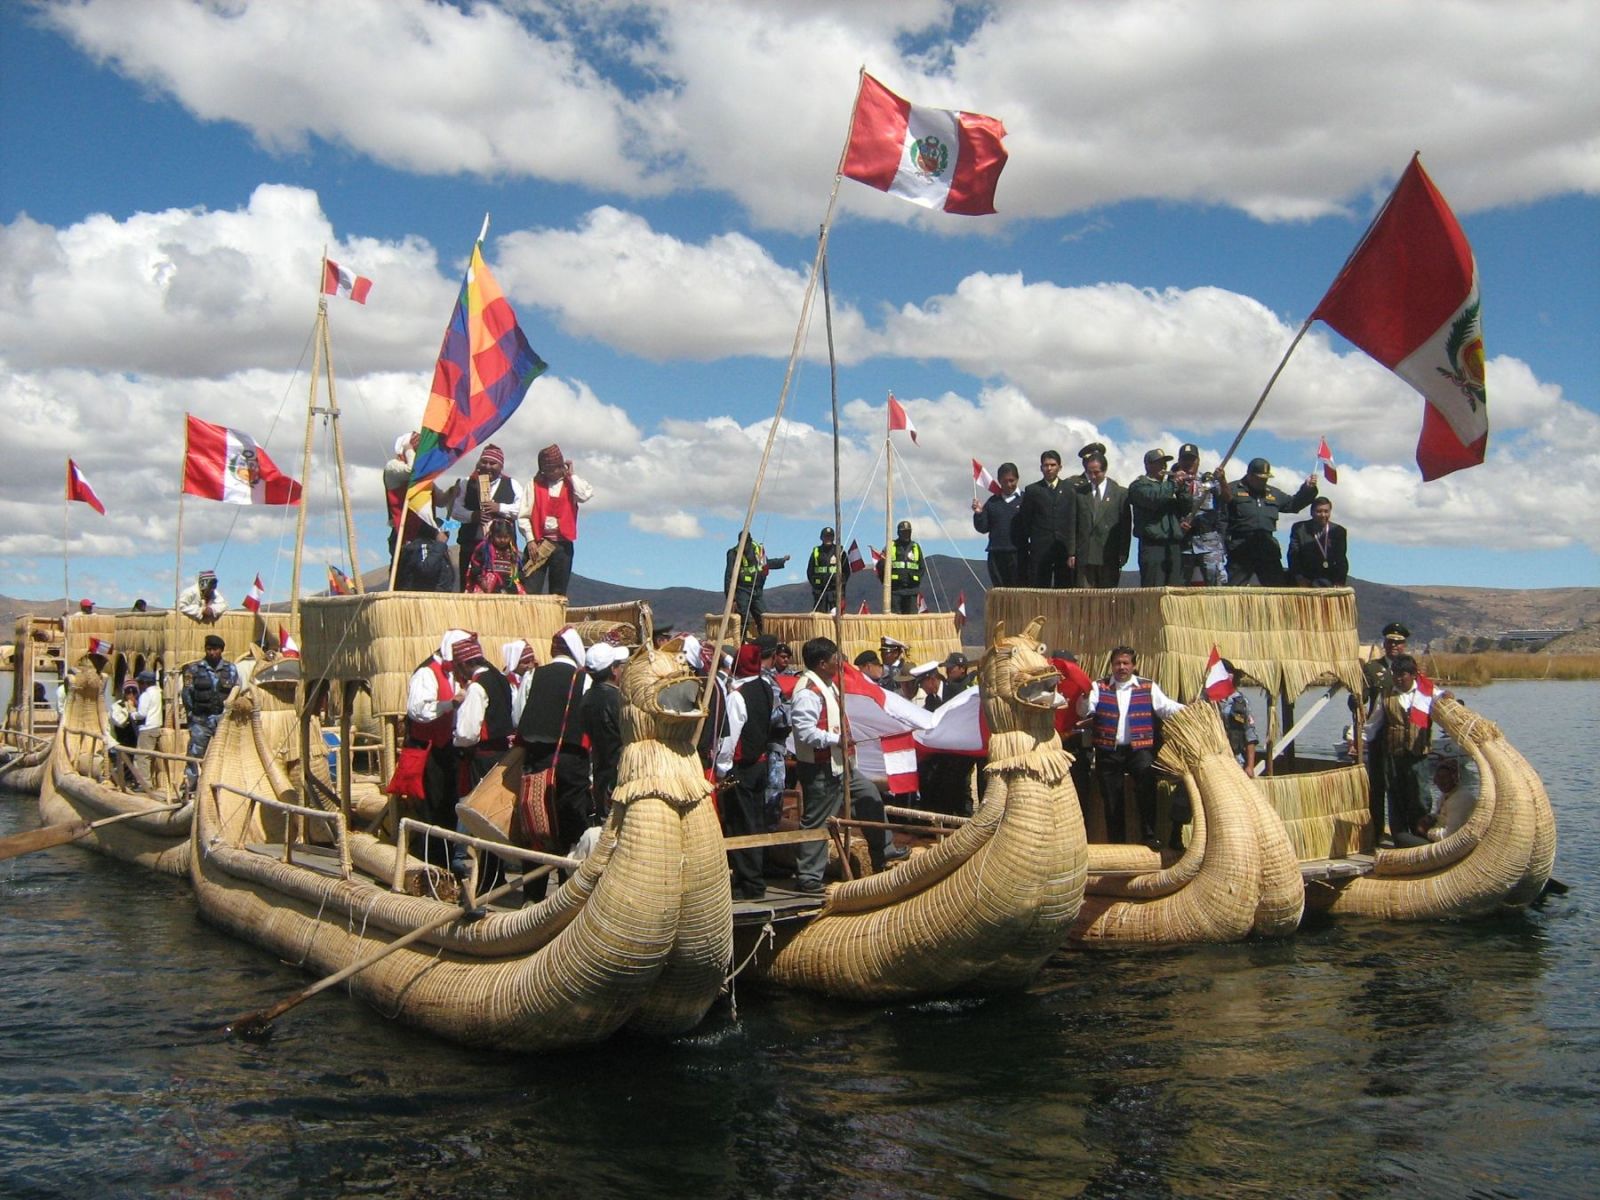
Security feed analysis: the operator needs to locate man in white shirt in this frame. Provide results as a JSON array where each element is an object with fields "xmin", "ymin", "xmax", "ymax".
[
  {"xmin": 405, "ymin": 629, "xmax": 469, "ymax": 849},
  {"xmin": 132, "ymin": 669, "xmax": 163, "ymax": 792},
  {"xmin": 1079, "ymin": 645, "xmax": 1184, "ymax": 847},
  {"xmin": 177, "ymin": 570, "xmax": 228, "ymax": 623},
  {"xmin": 522, "ymin": 443, "xmax": 593, "ymax": 596},
  {"xmin": 790, "ymin": 636, "xmax": 845, "ymax": 895}
]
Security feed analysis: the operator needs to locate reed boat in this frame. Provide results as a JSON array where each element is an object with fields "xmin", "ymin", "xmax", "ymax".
[
  {"xmin": 739, "ymin": 617, "xmax": 1088, "ymax": 1000},
  {"xmin": 1, "ymin": 615, "xmax": 66, "ymax": 796},
  {"xmin": 988, "ymin": 585, "xmax": 1556, "ymax": 933},
  {"xmin": 192, "ymin": 595, "xmax": 732, "ymax": 1051}
]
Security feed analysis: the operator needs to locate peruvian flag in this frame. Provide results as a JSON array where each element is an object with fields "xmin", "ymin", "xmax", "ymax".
[
  {"xmin": 1409, "ymin": 671, "xmax": 1436, "ymax": 729},
  {"xmin": 840, "ymin": 663, "xmax": 938, "ymax": 792},
  {"xmin": 841, "ymin": 72, "xmax": 1008, "ymax": 216},
  {"xmin": 87, "ymin": 636, "xmax": 113, "ymax": 658},
  {"xmin": 66, "ymin": 459, "xmax": 105, "ymax": 515},
  {"xmin": 242, "ymin": 574, "xmax": 265, "ymax": 614},
  {"xmin": 914, "ymin": 686, "xmax": 987, "ymax": 758},
  {"xmin": 955, "ymin": 590, "xmax": 967, "ymax": 629},
  {"xmin": 846, "ymin": 540, "xmax": 866, "ymax": 573},
  {"xmin": 886, "ymin": 392, "xmax": 918, "ymax": 444},
  {"xmin": 322, "ymin": 259, "xmax": 373, "ymax": 304},
  {"xmin": 1317, "ymin": 437, "xmax": 1339, "ymax": 485},
  {"xmin": 278, "ymin": 627, "xmax": 301, "ymax": 660},
  {"xmin": 870, "ymin": 545, "xmax": 884, "ymax": 566},
  {"xmin": 1202, "ymin": 645, "xmax": 1234, "ymax": 702},
  {"xmin": 182, "ymin": 416, "xmax": 302, "ymax": 506},
  {"xmin": 1311, "ymin": 155, "xmax": 1486, "ymax": 481},
  {"xmin": 972, "ymin": 458, "xmax": 1000, "ymax": 496},
  {"xmin": 858, "ymin": 600, "xmax": 870, "ymax": 614},
  {"xmin": 916, "ymin": 593, "xmax": 928, "ymax": 614}
]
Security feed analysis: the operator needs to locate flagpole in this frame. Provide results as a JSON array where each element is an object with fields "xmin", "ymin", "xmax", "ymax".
[
  {"xmin": 882, "ymin": 416, "xmax": 893, "ymax": 613},
  {"xmin": 820, "ymin": 237, "xmax": 853, "ymax": 847},
  {"xmin": 1215, "ymin": 315, "xmax": 1314, "ymax": 478},
  {"xmin": 62, "ymin": 491, "xmax": 70, "ymax": 618},
  {"xmin": 290, "ymin": 266, "xmax": 325, "ymax": 626},
  {"xmin": 319, "ymin": 288, "xmax": 363, "ymax": 593}
]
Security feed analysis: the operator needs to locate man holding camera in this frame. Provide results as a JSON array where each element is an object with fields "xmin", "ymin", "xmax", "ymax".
[{"xmin": 1128, "ymin": 448, "xmax": 1188, "ymax": 587}]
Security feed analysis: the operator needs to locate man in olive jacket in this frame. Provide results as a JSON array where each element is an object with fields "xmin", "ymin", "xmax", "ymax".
[
  {"xmin": 1128, "ymin": 449, "xmax": 1188, "ymax": 587},
  {"xmin": 1073, "ymin": 450, "xmax": 1131, "ymax": 588}
]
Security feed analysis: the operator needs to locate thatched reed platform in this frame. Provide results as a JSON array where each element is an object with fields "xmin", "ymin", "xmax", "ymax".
[{"xmin": 705, "ymin": 611, "xmax": 963, "ymax": 664}]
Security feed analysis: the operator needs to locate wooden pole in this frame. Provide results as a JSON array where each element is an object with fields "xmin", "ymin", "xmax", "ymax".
[
  {"xmin": 820, "ymin": 241, "xmax": 852, "ymax": 852},
  {"xmin": 62, "ymin": 495, "xmax": 70, "ymax": 617},
  {"xmin": 1215, "ymin": 316, "xmax": 1314, "ymax": 478},
  {"xmin": 882, "ymin": 422, "xmax": 893, "ymax": 613},
  {"xmin": 289, "ymin": 287, "xmax": 324, "ymax": 626},
  {"xmin": 320, "ymin": 302, "xmax": 363, "ymax": 593},
  {"xmin": 0, "ymin": 803, "xmax": 184, "ymax": 863}
]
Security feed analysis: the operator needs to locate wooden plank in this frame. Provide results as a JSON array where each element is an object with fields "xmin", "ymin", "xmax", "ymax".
[
  {"xmin": 722, "ymin": 828, "xmax": 830, "ymax": 851},
  {"xmin": 1299, "ymin": 854, "xmax": 1375, "ymax": 883}
]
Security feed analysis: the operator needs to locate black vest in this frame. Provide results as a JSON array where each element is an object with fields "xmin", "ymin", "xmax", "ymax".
[
  {"xmin": 518, "ymin": 661, "xmax": 586, "ymax": 748},
  {"xmin": 474, "ymin": 664, "xmax": 516, "ymax": 742}
]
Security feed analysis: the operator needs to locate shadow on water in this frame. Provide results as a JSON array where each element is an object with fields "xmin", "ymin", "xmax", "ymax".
[{"xmin": 2, "ymin": 680, "xmax": 1597, "ymax": 1199}]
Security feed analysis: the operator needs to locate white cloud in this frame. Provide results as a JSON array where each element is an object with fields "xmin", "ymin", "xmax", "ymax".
[{"xmin": 629, "ymin": 510, "xmax": 704, "ymax": 539}]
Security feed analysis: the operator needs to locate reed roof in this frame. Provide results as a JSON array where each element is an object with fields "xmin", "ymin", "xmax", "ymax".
[
  {"xmin": 107, "ymin": 611, "xmax": 289, "ymax": 670},
  {"xmin": 703, "ymin": 611, "xmax": 964, "ymax": 665}
]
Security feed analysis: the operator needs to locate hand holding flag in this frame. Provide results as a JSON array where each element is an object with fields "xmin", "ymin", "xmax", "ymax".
[
  {"xmin": 1409, "ymin": 671, "xmax": 1436, "ymax": 729},
  {"xmin": 972, "ymin": 459, "xmax": 1000, "ymax": 499}
]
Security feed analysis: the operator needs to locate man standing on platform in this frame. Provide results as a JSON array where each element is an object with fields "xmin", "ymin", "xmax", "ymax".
[
  {"xmin": 178, "ymin": 570, "xmax": 229, "ymax": 623},
  {"xmin": 1287, "ymin": 497, "xmax": 1350, "ymax": 586},
  {"xmin": 1080, "ymin": 645, "xmax": 1185, "ymax": 847},
  {"xmin": 1360, "ymin": 622, "xmax": 1411, "ymax": 842},
  {"xmin": 182, "ymin": 634, "xmax": 238, "ymax": 793},
  {"xmin": 522, "ymin": 444, "xmax": 592, "ymax": 596},
  {"xmin": 404, "ymin": 630, "xmax": 469, "ymax": 853},
  {"xmin": 518, "ymin": 628, "xmax": 593, "ymax": 857},
  {"xmin": 453, "ymin": 445, "xmax": 524, "ymax": 592},
  {"xmin": 1223, "ymin": 458, "xmax": 1318, "ymax": 586},
  {"xmin": 878, "ymin": 522, "xmax": 924, "ymax": 615},
  {"xmin": 972, "ymin": 462, "xmax": 1023, "ymax": 587},
  {"xmin": 807, "ymin": 527, "xmax": 846, "ymax": 613},
  {"xmin": 1128, "ymin": 450, "xmax": 1187, "ymax": 587},
  {"xmin": 790, "ymin": 637, "xmax": 845, "ymax": 896},
  {"xmin": 1363, "ymin": 654, "xmax": 1441, "ymax": 848},
  {"xmin": 1016, "ymin": 450, "xmax": 1076, "ymax": 588},
  {"xmin": 1073, "ymin": 450, "xmax": 1131, "ymax": 588},
  {"xmin": 1175, "ymin": 443, "xmax": 1228, "ymax": 586},
  {"xmin": 715, "ymin": 642, "xmax": 775, "ymax": 900}
]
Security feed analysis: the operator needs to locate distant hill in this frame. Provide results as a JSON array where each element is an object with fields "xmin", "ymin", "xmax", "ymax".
[{"xmin": 4, "ymin": 558, "xmax": 1594, "ymax": 650}]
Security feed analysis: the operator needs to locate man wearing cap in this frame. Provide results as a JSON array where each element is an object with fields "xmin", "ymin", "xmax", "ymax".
[
  {"xmin": 453, "ymin": 445, "xmax": 525, "ymax": 592},
  {"xmin": 1363, "ymin": 653, "xmax": 1444, "ymax": 848},
  {"xmin": 518, "ymin": 628, "xmax": 594, "ymax": 855},
  {"xmin": 972, "ymin": 461, "xmax": 1023, "ymax": 587},
  {"xmin": 522, "ymin": 444, "xmax": 593, "ymax": 596},
  {"xmin": 878, "ymin": 636, "xmax": 908, "ymax": 686},
  {"xmin": 1128, "ymin": 449, "xmax": 1188, "ymax": 587},
  {"xmin": 181, "ymin": 634, "xmax": 239, "ymax": 793},
  {"xmin": 1287, "ymin": 497, "xmax": 1350, "ymax": 587},
  {"xmin": 1360, "ymin": 622, "xmax": 1410, "ymax": 840},
  {"xmin": 451, "ymin": 636, "xmax": 515, "ymax": 788},
  {"xmin": 581, "ymin": 642, "xmax": 628, "ymax": 821},
  {"xmin": 1173, "ymin": 443, "xmax": 1228, "ymax": 586},
  {"xmin": 78, "ymin": 598, "xmax": 95, "ymax": 615},
  {"xmin": 131, "ymin": 669, "xmax": 163, "ymax": 793},
  {"xmin": 1072, "ymin": 450, "xmax": 1131, "ymax": 588},
  {"xmin": 941, "ymin": 653, "xmax": 974, "ymax": 702},
  {"xmin": 108, "ymin": 680, "xmax": 143, "ymax": 790},
  {"xmin": 1223, "ymin": 458, "xmax": 1318, "ymax": 586},
  {"xmin": 404, "ymin": 630, "xmax": 470, "ymax": 850},
  {"xmin": 1016, "ymin": 450, "xmax": 1077, "ymax": 588},
  {"xmin": 807, "ymin": 527, "xmax": 847, "ymax": 613},
  {"xmin": 725, "ymin": 537, "xmax": 765, "ymax": 635},
  {"xmin": 877, "ymin": 521, "xmax": 924, "ymax": 614},
  {"xmin": 178, "ymin": 570, "xmax": 229, "ymax": 623}
]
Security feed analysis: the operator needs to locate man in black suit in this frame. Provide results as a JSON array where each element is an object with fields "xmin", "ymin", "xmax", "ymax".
[
  {"xmin": 1073, "ymin": 451, "xmax": 1131, "ymax": 588},
  {"xmin": 1015, "ymin": 449, "xmax": 1077, "ymax": 588},
  {"xmin": 1287, "ymin": 496, "xmax": 1349, "ymax": 586}
]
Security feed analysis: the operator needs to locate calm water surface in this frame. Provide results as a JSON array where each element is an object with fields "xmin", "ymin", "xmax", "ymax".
[{"xmin": 2, "ymin": 681, "xmax": 1595, "ymax": 1199}]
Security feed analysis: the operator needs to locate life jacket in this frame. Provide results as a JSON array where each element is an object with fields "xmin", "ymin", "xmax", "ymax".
[
  {"xmin": 184, "ymin": 659, "xmax": 237, "ymax": 720},
  {"xmin": 735, "ymin": 548, "xmax": 760, "ymax": 588},
  {"xmin": 1384, "ymin": 693, "xmax": 1431, "ymax": 757},
  {"xmin": 889, "ymin": 542, "xmax": 922, "ymax": 588},
  {"xmin": 409, "ymin": 657, "xmax": 456, "ymax": 747},
  {"xmin": 1094, "ymin": 677, "xmax": 1155, "ymax": 750},
  {"xmin": 1221, "ymin": 692, "xmax": 1253, "ymax": 758},
  {"xmin": 531, "ymin": 478, "xmax": 580, "ymax": 542},
  {"xmin": 809, "ymin": 544, "xmax": 840, "ymax": 584}
]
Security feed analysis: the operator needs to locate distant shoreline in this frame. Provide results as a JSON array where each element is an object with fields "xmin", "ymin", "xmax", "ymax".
[{"xmin": 1418, "ymin": 652, "xmax": 1600, "ymax": 684}]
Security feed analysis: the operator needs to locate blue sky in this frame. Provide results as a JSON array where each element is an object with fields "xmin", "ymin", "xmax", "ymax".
[{"xmin": 1, "ymin": 0, "xmax": 1596, "ymax": 612}]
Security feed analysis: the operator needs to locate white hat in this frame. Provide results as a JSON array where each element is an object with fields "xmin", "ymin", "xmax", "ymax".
[
  {"xmin": 393, "ymin": 433, "xmax": 414, "ymax": 460},
  {"xmin": 438, "ymin": 629, "xmax": 471, "ymax": 662},
  {"xmin": 680, "ymin": 635, "xmax": 703, "ymax": 668},
  {"xmin": 585, "ymin": 643, "xmax": 628, "ymax": 672},
  {"xmin": 501, "ymin": 639, "xmax": 528, "ymax": 675},
  {"xmin": 554, "ymin": 625, "xmax": 585, "ymax": 665},
  {"xmin": 909, "ymin": 660, "xmax": 942, "ymax": 678},
  {"xmin": 880, "ymin": 635, "xmax": 908, "ymax": 650}
]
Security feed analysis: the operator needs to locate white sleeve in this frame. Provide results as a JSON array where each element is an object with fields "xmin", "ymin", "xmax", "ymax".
[
  {"xmin": 453, "ymin": 681, "xmax": 487, "ymax": 747},
  {"xmin": 791, "ymin": 688, "xmax": 838, "ymax": 751},
  {"xmin": 406, "ymin": 665, "xmax": 447, "ymax": 723},
  {"xmin": 177, "ymin": 587, "xmax": 201, "ymax": 619},
  {"xmin": 716, "ymin": 689, "xmax": 747, "ymax": 779},
  {"xmin": 568, "ymin": 473, "xmax": 593, "ymax": 504},
  {"xmin": 1149, "ymin": 683, "xmax": 1185, "ymax": 718},
  {"xmin": 1078, "ymin": 683, "xmax": 1100, "ymax": 717}
]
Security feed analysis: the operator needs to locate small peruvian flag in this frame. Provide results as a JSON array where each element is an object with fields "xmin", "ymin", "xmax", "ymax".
[
  {"xmin": 242, "ymin": 574, "xmax": 264, "ymax": 614},
  {"xmin": 846, "ymin": 539, "xmax": 866, "ymax": 574},
  {"xmin": 87, "ymin": 636, "xmax": 113, "ymax": 658},
  {"xmin": 955, "ymin": 590, "xmax": 967, "ymax": 629},
  {"xmin": 887, "ymin": 392, "xmax": 918, "ymax": 445},
  {"xmin": 1317, "ymin": 437, "xmax": 1339, "ymax": 485},
  {"xmin": 66, "ymin": 459, "xmax": 106, "ymax": 515},
  {"xmin": 870, "ymin": 545, "xmax": 884, "ymax": 565},
  {"xmin": 1409, "ymin": 671, "xmax": 1436, "ymax": 729},
  {"xmin": 972, "ymin": 459, "xmax": 1000, "ymax": 496},
  {"xmin": 278, "ymin": 627, "xmax": 301, "ymax": 660},
  {"xmin": 322, "ymin": 259, "xmax": 373, "ymax": 304},
  {"xmin": 1202, "ymin": 644, "xmax": 1234, "ymax": 702},
  {"xmin": 858, "ymin": 600, "xmax": 870, "ymax": 614},
  {"xmin": 916, "ymin": 593, "xmax": 929, "ymax": 614}
]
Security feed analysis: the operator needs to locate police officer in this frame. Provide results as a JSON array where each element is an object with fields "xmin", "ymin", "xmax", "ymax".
[
  {"xmin": 182, "ymin": 633, "xmax": 239, "ymax": 793},
  {"xmin": 725, "ymin": 537, "xmax": 764, "ymax": 635},
  {"xmin": 806, "ymin": 526, "xmax": 845, "ymax": 613},
  {"xmin": 879, "ymin": 520, "xmax": 924, "ymax": 614},
  {"xmin": 1223, "ymin": 457, "xmax": 1318, "ymax": 586},
  {"xmin": 1358, "ymin": 622, "xmax": 1410, "ymax": 842}
]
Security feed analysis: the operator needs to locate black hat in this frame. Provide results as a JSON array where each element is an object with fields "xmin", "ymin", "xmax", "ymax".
[
  {"xmin": 1177, "ymin": 442, "xmax": 1200, "ymax": 460},
  {"xmin": 896, "ymin": 520, "xmax": 911, "ymax": 536},
  {"xmin": 1382, "ymin": 622, "xmax": 1410, "ymax": 641},
  {"xmin": 1077, "ymin": 441, "xmax": 1107, "ymax": 461},
  {"xmin": 203, "ymin": 634, "xmax": 225, "ymax": 650},
  {"xmin": 1246, "ymin": 457, "xmax": 1273, "ymax": 477},
  {"xmin": 1144, "ymin": 447, "xmax": 1173, "ymax": 465},
  {"xmin": 820, "ymin": 526, "xmax": 835, "ymax": 538},
  {"xmin": 942, "ymin": 652, "xmax": 968, "ymax": 670}
]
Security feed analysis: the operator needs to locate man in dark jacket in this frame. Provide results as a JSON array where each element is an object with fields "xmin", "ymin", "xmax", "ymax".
[
  {"xmin": 395, "ymin": 523, "xmax": 456, "ymax": 592},
  {"xmin": 1287, "ymin": 497, "xmax": 1350, "ymax": 586},
  {"xmin": 1224, "ymin": 457, "xmax": 1318, "ymax": 585},
  {"xmin": 877, "ymin": 521, "xmax": 924, "ymax": 614},
  {"xmin": 717, "ymin": 643, "xmax": 774, "ymax": 900},
  {"xmin": 1072, "ymin": 451, "xmax": 1131, "ymax": 588},
  {"xmin": 1128, "ymin": 449, "xmax": 1188, "ymax": 587},
  {"xmin": 806, "ymin": 527, "xmax": 846, "ymax": 612},
  {"xmin": 518, "ymin": 628, "xmax": 592, "ymax": 856},
  {"xmin": 971, "ymin": 461, "xmax": 1022, "ymax": 586},
  {"xmin": 1016, "ymin": 450, "xmax": 1076, "ymax": 588},
  {"xmin": 580, "ymin": 643, "xmax": 626, "ymax": 820}
]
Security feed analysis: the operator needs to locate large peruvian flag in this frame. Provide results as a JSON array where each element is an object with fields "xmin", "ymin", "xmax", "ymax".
[
  {"xmin": 1312, "ymin": 155, "xmax": 1487, "ymax": 480},
  {"xmin": 842, "ymin": 72, "xmax": 1008, "ymax": 216},
  {"xmin": 913, "ymin": 686, "xmax": 987, "ymax": 758},
  {"xmin": 182, "ymin": 415, "xmax": 302, "ymax": 506}
]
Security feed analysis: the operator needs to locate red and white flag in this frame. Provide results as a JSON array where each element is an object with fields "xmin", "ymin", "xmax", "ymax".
[
  {"xmin": 1409, "ymin": 672, "xmax": 1436, "ymax": 729},
  {"xmin": 1203, "ymin": 645, "xmax": 1234, "ymax": 702},
  {"xmin": 182, "ymin": 415, "xmax": 302, "ymax": 506},
  {"xmin": 1311, "ymin": 155, "xmax": 1486, "ymax": 481},
  {"xmin": 242, "ymin": 574, "xmax": 264, "ymax": 614},
  {"xmin": 845, "ymin": 539, "xmax": 866, "ymax": 573},
  {"xmin": 65, "ymin": 459, "xmax": 105, "ymax": 515},
  {"xmin": 972, "ymin": 458, "xmax": 1000, "ymax": 496},
  {"xmin": 1317, "ymin": 437, "xmax": 1339, "ymax": 485},
  {"xmin": 858, "ymin": 600, "xmax": 870, "ymax": 614},
  {"xmin": 841, "ymin": 72, "xmax": 1008, "ymax": 216},
  {"xmin": 955, "ymin": 590, "xmax": 968, "ymax": 629},
  {"xmin": 870, "ymin": 545, "xmax": 884, "ymax": 565},
  {"xmin": 322, "ymin": 259, "xmax": 372, "ymax": 304},
  {"xmin": 278, "ymin": 627, "xmax": 301, "ymax": 660},
  {"xmin": 914, "ymin": 686, "xmax": 987, "ymax": 757},
  {"xmin": 916, "ymin": 593, "xmax": 929, "ymax": 614},
  {"xmin": 87, "ymin": 636, "xmax": 113, "ymax": 658},
  {"xmin": 886, "ymin": 392, "xmax": 918, "ymax": 445}
]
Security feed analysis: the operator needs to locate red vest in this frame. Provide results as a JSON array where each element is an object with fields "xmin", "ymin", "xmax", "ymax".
[
  {"xmin": 409, "ymin": 657, "xmax": 456, "ymax": 747},
  {"xmin": 532, "ymin": 480, "xmax": 579, "ymax": 542}
]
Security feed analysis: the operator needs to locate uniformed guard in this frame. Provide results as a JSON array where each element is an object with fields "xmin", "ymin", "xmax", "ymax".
[
  {"xmin": 806, "ymin": 526, "xmax": 845, "ymax": 613},
  {"xmin": 725, "ymin": 538, "xmax": 764, "ymax": 635},
  {"xmin": 181, "ymin": 633, "xmax": 239, "ymax": 794},
  {"xmin": 1361, "ymin": 622, "xmax": 1411, "ymax": 842},
  {"xmin": 879, "ymin": 520, "xmax": 924, "ymax": 614}
]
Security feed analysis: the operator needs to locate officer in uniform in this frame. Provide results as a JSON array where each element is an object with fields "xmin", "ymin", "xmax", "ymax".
[
  {"xmin": 1360, "ymin": 622, "xmax": 1411, "ymax": 843},
  {"xmin": 879, "ymin": 520, "xmax": 924, "ymax": 614},
  {"xmin": 806, "ymin": 526, "xmax": 846, "ymax": 613},
  {"xmin": 182, "ymin": 633, "xmax": 239, "ymax": 794},
  {"xmin": 725, "ymin": 537, "xmax": 764, "ymax": 635},
  {"xmin": 1222, "ymin": 457, "xmax": 1318, "ymax": 586}
]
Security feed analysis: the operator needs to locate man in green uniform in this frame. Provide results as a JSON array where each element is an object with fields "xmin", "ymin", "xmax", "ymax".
[
  {"xmin": 1223, "ymin": 457, "xmax": 1318, "ymax": 586},
  {"xmin": 1128, "ymin": 448, "xmax": 1187, "ymax": 587},
  {"xmin": 1360, "ymin": 622, "xmax": 1411, "ymax": 843}
]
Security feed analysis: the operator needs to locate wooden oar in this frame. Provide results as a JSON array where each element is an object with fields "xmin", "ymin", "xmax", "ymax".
[
  {"xmin": 226, "ymin": 863, "xmax": 556, "ymax": 1040},
  {"xmin": 0, "ymin": 803, "xmax": 184, "ymax": 862}
]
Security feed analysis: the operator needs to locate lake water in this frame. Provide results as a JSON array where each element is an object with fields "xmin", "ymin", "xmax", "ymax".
[{"xmin": 1, "ymin": 681, "xmax": 1595, "ymax": 1199}]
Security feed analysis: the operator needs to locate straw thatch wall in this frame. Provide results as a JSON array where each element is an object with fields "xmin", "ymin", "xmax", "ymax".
[
  {"xmin": 568, "ymin": 600, "xmax": 652, "ymax": 645},
  {"xmin": 986, "ymin": 587, "xmax": 1364, "ymax": 703},
  {"xmin": 110, "ymin": 610, "xmax": 283, "ymax": 673},
  {"xmin": 300, "ymin": 593, "xmax": 568, "ymax": 716},
  {"xmin": 63, "ymin": 613, "xmax": 117, "ymax": 664},
  {"xmin": 1257, "ymin": 765, "xmax": 1372, "ymax": 860},
  {"xmin": 705, "ymin": 611, "xmax": 963, "ymax": 664}
]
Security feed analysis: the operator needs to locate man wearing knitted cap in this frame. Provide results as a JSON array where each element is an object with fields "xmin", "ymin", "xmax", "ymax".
[
  {"xmin": 403, "ymin": 630, "xmax": 471, "ymax": 860},
  {"xmin": 453, "ymin": 445, "xmax": 525, "ymax": 593},
  {"xmin": 522, "ymin": 444, "xmax": 593, "ymax": 596},
  {"xmin": 448, "ymin": 634, "xmax": 516, "ymax": 878},
  {"xmin": 178, "ymin": 570, "xmax": 228, "ymax": 624}
]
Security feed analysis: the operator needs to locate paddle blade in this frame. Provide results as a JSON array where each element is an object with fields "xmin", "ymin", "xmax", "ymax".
[{"xmin": 0, "ymin": 819, "xmax": 92, "ymax": 861}]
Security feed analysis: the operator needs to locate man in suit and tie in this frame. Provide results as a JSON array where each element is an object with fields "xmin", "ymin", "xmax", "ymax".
[
  {"xmin": 1073, "ymin": 450, "xmax": 1131, "ymax": 588},
  {"xmin": 1287, "ymin": 496, "xmax": 1350, "ymax": 586}
]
